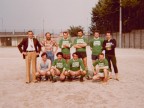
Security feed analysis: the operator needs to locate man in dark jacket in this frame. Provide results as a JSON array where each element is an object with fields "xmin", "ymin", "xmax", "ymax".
[
  {"xmin": 18, "ymin": 30, "xmax": 41, "ymax": 83},
  {"xmin": 103, "ymin": 31, "xmax": 119, "ymax": 80}
]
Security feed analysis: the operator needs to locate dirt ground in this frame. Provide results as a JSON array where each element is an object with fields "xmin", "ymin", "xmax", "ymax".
[{"xmin": 0, "ymin": 47, "xmax": 144, "ymax": 108}]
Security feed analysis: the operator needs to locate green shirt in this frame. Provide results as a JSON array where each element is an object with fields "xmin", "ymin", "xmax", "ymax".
[
  {"xmin": 90, "ymin": 37, "xmax": 104, "ymax": 55},
  {"xmin": 52, "ymin": 59, "xmax": 67, "ymax": 72},
  {"xmin": 67, "ymin": 59, "xmax": 85, "ymax": 71},
  {"xmin": 59, "ymin": 38, "xmax": 72, "ymax": 54},
  {"xmin": 73, "ymin": 36, "xmax": 88, "ymax": 52},
  {"xmin": 93, "ymin": 58, "xmax": 109, "ymax": 73}
]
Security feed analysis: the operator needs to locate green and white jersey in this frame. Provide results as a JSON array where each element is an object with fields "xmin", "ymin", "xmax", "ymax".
[
  {"xmin": 52, "ymin": 59, "xmax": 67, "ymax": 72},
  {"xmin": 67, "ymin": 59, "xmax": 85, "ymax": 71},
  {"xmin": 90, "ymin": 37, "xmax": 104, "ymax": 55},
  {"xmin": 93, "ymin": 58, "xmax": 109, "ymax": 72},
  {"xmin": 59, "ymin": 38, "xmax": 72, "ymax": 54},
  {"xmin": 73, "ymin": 36, "xmax": 88, "ymax": 52}
]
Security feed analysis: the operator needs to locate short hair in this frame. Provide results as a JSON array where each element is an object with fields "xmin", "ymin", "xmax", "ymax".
[
  {"xmin": 106, "ymin": 31, "xmax": 111, "ymax": 34},
  {"xmin": 72, "ymin": 52, "xmax": 79, "ymax": 58},
  {"xmin": 27, "ymin": 30, "xmax": 33, "ymax": 34},
  {"xmin": 78, "ymin": 29, "xmax": 83, "ymax": 33},
  {"xmin": 99, "ymin": 53, "xmax": 104, "ymax": 57},
  {"xmin": 45, "ymin": 32, "xmax": 51, "ymax": 36},
  {"xmin": 41, "ymin": 52, "xmax": 47, "ymax": 57},
  {"xmin": 63, "ymin": 31, "xmax": 68, "ymax": 34},
  {"xmin": 94, "ymin": 30, "xmax": 100, "ymax": 33},
  {"xmin": 56, "ymin": 52, "xmax": 63, "ymax": 57}
]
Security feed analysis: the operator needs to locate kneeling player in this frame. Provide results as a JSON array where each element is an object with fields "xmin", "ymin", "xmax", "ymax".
[
  {"xmin": 36, "ymin": 52, "xmax": 51, "ymax": 81},
  {"xmin": 50, "ymin": 52, "xmax": 69, "ymax": 82},
  {"xmin": 92, "ymin": 53, "xmax": 109, "ymax": 83},
  {"xmin": 67, "ymin": 52, "xmax": 86, "ymax": 82}
]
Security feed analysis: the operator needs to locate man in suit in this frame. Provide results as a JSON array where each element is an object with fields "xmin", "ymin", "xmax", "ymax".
[{"xmin": 18, "ymin": 30, "xmax": 41, "ymax": 83}]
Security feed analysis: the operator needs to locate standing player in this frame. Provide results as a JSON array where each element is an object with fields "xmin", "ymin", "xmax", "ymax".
[
  {"xmin": 67, "ymin": 52, "xmax": 86, "ymax": 82},
  {"xmin": 90, "ymin": 30, "xmax": 104, "ymax": 63},
  {"xmin": 59, "ymin": 31, "xmax": 72, "ymax": 63},
  {"xmin": 50, "ymin": 52, "xmax": 69, "ymax": 82},
  {"xmin": 41, "ymin": 32, "xmax": 58, "ymax": 63},
  {"xmin": 103, "ymin": 31, "xmax": 119, "ymax": 80}
]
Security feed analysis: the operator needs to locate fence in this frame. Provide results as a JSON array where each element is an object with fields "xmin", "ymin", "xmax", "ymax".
[
  {"xmin": 100, "ymin": 29, "xmax": 144, "ymax": 49},
  {"xmin": 0, "ymin": 29, "xmax": 144, "ymax": 49}
]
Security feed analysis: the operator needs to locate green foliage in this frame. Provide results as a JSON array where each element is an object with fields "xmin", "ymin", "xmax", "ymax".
[{"xmin": 91, "ymin": 0, "xmax": 143, "ymax": 33}]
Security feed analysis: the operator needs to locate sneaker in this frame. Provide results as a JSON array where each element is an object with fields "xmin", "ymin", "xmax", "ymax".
[
  {"xmin": 52, "ymin": 77, "xmax": 57, "ymax": 83},
  {"xmin": 80, "ymin": 76, "xmax": 84, "ymax": 82},
  {"xmin": 67, "ymin": 76, "xmax": 72, "ymax": 82}
]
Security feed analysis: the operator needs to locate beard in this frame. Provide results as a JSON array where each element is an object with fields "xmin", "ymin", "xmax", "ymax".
[{"xmin": 46, "ymin": 37, "xmax": 51, "ymax": 40}]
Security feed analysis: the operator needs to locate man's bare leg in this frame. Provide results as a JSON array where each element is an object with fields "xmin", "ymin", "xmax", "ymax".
[
  {"xmin": 109, "ymin": 72, "xmax": 112, "ymax": 79},
  {"xmin": 103, "ymin": 69, "xmax": 108, "ymax": 83},
  {"xmin": 36, "ymin": 72, "xmax": 41, "ymax": 81},
  {"xmin": 80, "ymin": 70, "xmax": 86, "ymax": 82},
  {"xmin": 50, "ymin": 69, "xmax": 58, "ymax": 82}
]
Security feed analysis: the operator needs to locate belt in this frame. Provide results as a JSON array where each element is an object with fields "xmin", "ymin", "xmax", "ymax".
[{"xmin": 27, "ymin": 51, "xmax": 35, "ymax": 52}]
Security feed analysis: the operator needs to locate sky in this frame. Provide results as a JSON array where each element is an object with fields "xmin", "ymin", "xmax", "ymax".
[{"xmin": 0, "ymin": 0, "xmax": 98, "ymax": 34}]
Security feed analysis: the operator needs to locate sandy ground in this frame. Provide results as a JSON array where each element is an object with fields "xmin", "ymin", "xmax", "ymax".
[{"xmin": 0, "ymin": 47, "xmax": 144, "ymax": 108}]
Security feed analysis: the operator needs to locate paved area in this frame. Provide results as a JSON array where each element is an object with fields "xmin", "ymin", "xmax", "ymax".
[{"xmin": 0, "ymin": 47, "xmax": 144, "ymax": 108}]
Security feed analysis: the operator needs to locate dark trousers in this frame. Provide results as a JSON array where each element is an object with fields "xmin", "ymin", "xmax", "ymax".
[{"xmin": 105, "ymin": 54, "xmax": 118, "ymax": 73}]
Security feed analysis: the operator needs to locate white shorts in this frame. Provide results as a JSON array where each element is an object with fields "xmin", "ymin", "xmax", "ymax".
[{"xmin": 98, "ymin": 73, "xmax": 104, "ymax": 77}]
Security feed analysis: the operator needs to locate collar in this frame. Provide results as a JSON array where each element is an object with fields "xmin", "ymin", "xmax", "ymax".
[
  {"xmin": 58, "ymin": 59, "xmax": 62, "ymax": 62},
  {"xmin": 99, "ymin": 59, "xmax": 104, "ymax": 62},
  {"xmin": 107, "ymin": 38, "xmax": 112, "ymax": 42},
  {"xmin": 94, "ymin": 37, "xmax": 99, "ymax": 40},
  {"xmin": 63, "ymin": 38, "xmax": 68, "ymax": 40},
  {"xmin": 78, "ymin": 36, "xmax": 84, "ymax": 38},
  {"xmin": 73, "ymin": 59, "xmax": 78, "ymax": 61},
  {"xmin": 28, "ymin": 38, "xmax": 33, "ymax": 40}
]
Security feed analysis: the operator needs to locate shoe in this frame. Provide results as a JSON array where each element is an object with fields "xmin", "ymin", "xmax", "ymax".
[
  {"xmin": 60, "ymin": 79, "xmax": 65, "ymax": 82},
  {"xmin": 26, "ymin": 81, "xmax": 30, "ymax": 84},
  {"xmin": 45, "ymin": 76, "xmax": 49, "ymax": 80},
  {"xmin": 115, "ymin": 78, "xmax": 119, "ymax": 81},
  {"xmin": 80, "ymin": 76, "xmax": 84, "ymax": 82},
  {"xmin": 52, "ymin": 77, "xmax": 57, "ymax": 83},
  {"xmin": 33, "ymin": 80, "xmax": 38, "ymax": 83},
  {"xmin": 67, "ymin": 76, "xmax": 72, "ymax": 82},
  {"xmin": 85, "ymin": 76, "xmax": 92, "ymax": 80},
  {"xmin": 36, "ymin": 77, "xmax": 41, "ymax": 81}
]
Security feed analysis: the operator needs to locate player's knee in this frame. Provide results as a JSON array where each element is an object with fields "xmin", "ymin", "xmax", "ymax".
[
  {"xmin": 60, "ymin": 75, "xmax": 65, "ymax": 81},
  {"xmin": 64, "ymin": 71, "xmax": 69, "ymax": 76},
  {"xmin": 47, "ymin": 71, "xmax": 51, "ymax": 76}
]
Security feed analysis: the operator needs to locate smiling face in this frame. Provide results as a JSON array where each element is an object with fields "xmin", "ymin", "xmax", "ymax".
[
  {"xmin": 57, "ymin": 54, "xmax": 63, "ymax": 60},
  {"xmin": 94, "ymin": 32, "xmax": 99, "ymax": 38}
]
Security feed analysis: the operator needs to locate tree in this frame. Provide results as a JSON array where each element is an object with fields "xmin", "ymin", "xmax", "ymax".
[
  {"xmin": 68, "ymin": 26, "xmax": 84, "ymax": 37},
  {"xmin": 90, "ymin": 0, "xmax": 141, "ymax": 33}
]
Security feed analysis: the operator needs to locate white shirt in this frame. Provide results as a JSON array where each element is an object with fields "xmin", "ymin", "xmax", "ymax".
[{"xmin": 26, "ymin": 38, "xmax": 35, "ymax": 51}]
